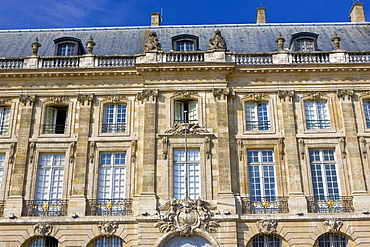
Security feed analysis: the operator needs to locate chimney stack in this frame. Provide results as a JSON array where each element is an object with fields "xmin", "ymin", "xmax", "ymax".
[
  {"xmin": 151, "ymin": 12, "xmax": 161, "ymax": 26},
  {"xmin": 349, "ymin": 2, "xmax": 366, "ymax": 22},
  {"xmin": 255, "ymin": 7, "xmax": 266, "ymax": 24}
]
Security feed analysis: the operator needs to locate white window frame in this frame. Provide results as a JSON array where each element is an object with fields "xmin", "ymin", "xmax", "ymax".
[
  {"xmin": 35, "ymin": 153, "xmax": 65, "ymax": 201},
  {"xmin": 247, "ymin": 150, "xmax": 276, "ymax": 200},
  {"xmin": 98, "ymin": 152, "xmax": 126, "ymax": 199},
  {"xmin": 304, "ymin": 100, "xmax": 331, "ymax": 130},
  {"xmin": 173, "ymin": 149, "xmax": 200, "ymax": 199},
  {"xmin": 102, "ymin": 104, "xmax": 127, "ymax": 133},
  {"xmin": 174, "ymin": 100, "xmax": 198, "ymax": 124},
  {"xmin": 309, "ymin": 149, "xmax": 340, "ymax": 199},
  {"xmin": 0, "ymin": 107, "xmax": 10, "ymax": 135},
  {"xmin": 43, "ymin": 105, "xmax": 68, "ymax": 134},
  {"xmin": 245, "ymin": 102, "xmax": 270, "ymax": 131}
]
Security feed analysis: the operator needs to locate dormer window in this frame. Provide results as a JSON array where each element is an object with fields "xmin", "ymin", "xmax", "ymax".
[
  {"xmin": 54, "ymin": 37, "xmax": 84, "ymax": 56},
  {"xmin": 172, "ymin": 34, "xmax": 199, "ymax": 51},
  {"xmin": 290, "ymin": 32, "xmax": 318, "ymax": 51}
]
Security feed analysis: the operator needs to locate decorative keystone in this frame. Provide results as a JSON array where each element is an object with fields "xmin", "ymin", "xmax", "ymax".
[
  {"xmin": 85, "ymin": 36, "xmax": 96, "ymax": 54},
  {"xmin": 275, "ymin": 33, "xmax": 286, "ymax": 51},
  {"xmin": 331, "ymin": 32, "xmax": 341, "ymax": 50},
  {"xmin": 31, "ymin": 37, "xmax": 41, "ymax": 56}
]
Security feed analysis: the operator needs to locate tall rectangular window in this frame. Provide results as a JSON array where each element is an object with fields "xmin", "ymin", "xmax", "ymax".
[
  {"xmin": 0, "ymin": 154, "xmax": 4, "ymax": 189},
  {"xmin": 102, "ymin": 105, "xmax": 127, "ymax": 133},
  {"xmin": 44, "ymin": 106, "xmax": 68, "ymax": 134},
  {"xmin": 248, "ymin": 150, "xmax": 276, "ymax": 200},
  {"xmin": 174, "ymin": 100, "xmax": 198, "ymax": 124},
  {"xmin": 35, "ymin": 153, "xmax": 65, "ymax": 201},
  {"xmin": 245, "ymin": 102, "xmax": 270, "ymax": 131},
  {"xmin": 173, "ymin": 149, "xmax": 200, "ymax": 199},
  {"xmin": 98, "ymin": 152, "xmax": 126, "ymax": 199},
  {"xmin": 309, "ymin": 149, "xmax": 339, "ymax": 200},
  {"xmin": 304, "ymin": 101, "xmax": 330, "ymax": 129},
  {"xmin": 363, "ymin": 100, "xmax": 370, "ymax": 128},
  {"xmin": 0, "ymin": 107, "xmax": 10, "ymax": 135}
]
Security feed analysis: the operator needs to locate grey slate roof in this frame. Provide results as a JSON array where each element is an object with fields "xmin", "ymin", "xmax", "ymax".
[{"xmin": 0, "ymin": 22, "xmax": 369, "ymax": 57}]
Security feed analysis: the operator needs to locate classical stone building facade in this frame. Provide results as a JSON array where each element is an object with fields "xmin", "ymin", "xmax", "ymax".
[{"xmin": 0, "ymin": 2, "xmax": 370, "ymax": 247}]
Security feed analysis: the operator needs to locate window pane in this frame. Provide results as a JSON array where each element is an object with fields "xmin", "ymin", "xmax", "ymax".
[
  {"xmin": 57, "ymin": 43, "xmax": 75, "ymax": 56},
  {"xmin": 246, "ymin": 102, "xmax": 270, "ymax": 131},
  {"xmin": 305, "ymin": 101, "xmax": 330, "ymax": 129},
  {"xmin": 0, "ymin": 154, "xmax": 4, "ymax": 189},
  {"xmin": 0, "ymin": 107, "xmax": 10, "ymax": 135},
  {"xmin": 364, "ymin": 101, "xmax": 370, "ymax": 128},
  {"xmin": 103, "ymin": 105, "xmax": 127, "ymax": 133}
]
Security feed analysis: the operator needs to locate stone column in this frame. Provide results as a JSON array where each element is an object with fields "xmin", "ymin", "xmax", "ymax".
[
  {"xmin": 136, "ymin": 89, "xmax": 158, "ymax": 214},
  {"xmin": 213, "ymin": 88, "xmax": 235, "ymax": 213},
  {"xmin": 278, "ymin": 91, "xmax": 307, "ymax": 213},
  {"xmin": 68, "ymin": 94, "xmax": 93, "ymax": 217},
  {"xmin": 6, "ymin": 95, "xmax": 35, "ymax": 216},
  {"xmin": 337, "ymin": 89, "xmax": 370, "ymax": 212}
]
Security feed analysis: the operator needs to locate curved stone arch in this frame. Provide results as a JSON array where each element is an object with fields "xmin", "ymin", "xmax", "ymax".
[
  {"xmin": 246, "ymin": 233, "xmax": 288, "ymax": 247},
  {"xmin": 156, "ymin": 229, "xmax": 220, "ymax": 247},
  {"xmin": 86, "ymin": 234, "xmax": 127, "ymax": 247},
  {"xmin": 21, "ymin": 235, "xmax": 60, "ymax": 247}
]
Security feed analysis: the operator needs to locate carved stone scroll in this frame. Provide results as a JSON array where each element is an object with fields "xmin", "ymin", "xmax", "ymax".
[
  {"xmin": 69, "ymin": 142, "xmax": 76, "ymax": 164},
  {"xmin": 164, "ymin": 123, "xmax": 209, "ymax": 135},
  {"xmin": 324, "ymin": 218, "xmax": 343, "ymax": 232},
  {"xmin": 19, "ymin": 95, "xmax": 36, "ymax": 106},
  {"xmin": 136, "ymin": 89, "xmax": 158, "ymax": 103},
  {"xmin": 360, "ymin": 137, "xmax": 367, "ymax": 159},
  {"xmin": 204, "ymin": 136, "xmax": 211, "ymax": 159},
  {"xmin": 237, "ymin": 140, "xmax": 243, "ymax": 161},
  {"xmin": 28, "ymin": 142, "xmax": 35, "ymax": 165},
  {"xmin": 305, "ymin": 91, "xmax": 325, "ymax": 100},
  {"xmin": 172, "ymin": 91, "xmax": 198, "ymax": 99},
  {"xmin": 47, "ymin": 96, "xmax": 69, "ymax": 104},
  {"xmin": 8, "ymin": 143, "xmax": 16, "ymax": 165},
  {"xmin": 98, "ymin": 221, "xmax": 118, "ymax": 235},
  {"xmin": 131, "ymin": 140, "xmax": 137, "ymax": 162},
  {"xmin": 278, "ymin": 90, "xmax": 294, "ymax": 102},
  {"xmin": 213, "ymin": 88, "xmax": 233, "ymax": 100},
  {"xmin": 339, "ymin": 138, "xmax": 346, "ymax": 159},
  {"xmin": 337, "ymin": 89, "xmax": 354, "ymax": 100},
  {"xmin": 34, "ymin": 222, "xmax": 53, "ymax": 236},
  {"xmin": 242, "ymin": 92, "xmax": 268, "ymax": 101},
  {"xmin": 0, "ymin": 97, "xmax": 11, "ymax": 104},
  {"xmin": 103, "ymin": 94, "xmax": 127, "ymax": 103},
  {"xmin": 278, "ymin": 138, "xmax": 284, "ymax": 160},
  {"xmin": 299, "ymin": 139, "xmax": 305, "ymax": 160},
  {"xmin": 257, "ymin": 219, "xmax": 277, "ymax": 234},
  {"xmin": 77, "ymin": 94, "xmax": 94, "ymax": 106},
  {"xmin": 89, "ymin": 142, "xmax": 95, "ymax": 164},
  {"xmin": 162, "ymin": 137, "xmax": 168, "ymax": 160}
]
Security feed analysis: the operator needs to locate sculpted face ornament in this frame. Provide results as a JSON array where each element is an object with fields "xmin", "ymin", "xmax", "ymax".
[
  {"xmin": 98, "ymin": 221, "xmax": 118, "ymax": 235},
  {"xmin": 156, "ymin": 198, "xmax": 219, "ymax": 236},
  {"xmin": 324, "ymin": 218, "xmax": 343, "ymax": 232},
  {"xmin": 257, "ymin": 219, "xmax": 277, "ymax": 234},
  {"xmin": 34, "ymin": 222, "xmax": 53, "ymax": 236}
]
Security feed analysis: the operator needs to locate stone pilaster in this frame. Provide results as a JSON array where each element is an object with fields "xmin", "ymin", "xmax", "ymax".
[
  {"xmin": 213, "ymin": 88, "xmax": 235, "ymax": 213},
  {"xmin": 136, "ymin": 89, "xmax": 158, "ymax": 213},
  {"xmin": 68, "ymin": 94, "xmax": 93, "ymax": 217},
  {"xmin": 6, "ymin": 95, "xmax": 35, "ymax": 216},
  {"xmin": 337, "ymin": 89, "xmax": 370, "ymax": 212},
  {"xmin": 278, "ymin": 90, "xmax": 307, "ymax": 213}
]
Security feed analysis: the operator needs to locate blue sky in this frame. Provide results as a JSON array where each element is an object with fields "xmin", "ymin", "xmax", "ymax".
[{"xmin": 0, "ymin": 0, "xmax": 369, "ymax": 30}]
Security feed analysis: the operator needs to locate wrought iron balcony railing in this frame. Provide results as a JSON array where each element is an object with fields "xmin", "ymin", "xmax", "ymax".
[
  {"xmin": 0, "ymin": 200, "xmax": 4, "ymax": 217},
  {"xmin": 306, "ymin": 119, "xmax": 331, "ymax": 129},
  {"xmin": 246, "ymin": 121, "xmax": 270, "ymax": 131},
  {"xmin": 23, "ymin": 200, "xmax": 68, "ymax": 217},
  {"xmin": 241, "ymin": 196, "xmax": 289, "ymax": 214},
  {"xmin": 86, "ymin": 198, "xmax": 133, "ymax": 216},
  {"xmin": 43, "ymin": 124, "xmax": 67, "ymax": 134},
  {"xmin": 102, "ymin": 123, "xmax": 127, "ymax": 133},
  {"xmin": 306, "ymin": 196, "xmax": 354, "ymax": 213},
  {"xmin": 0, "ymin": 125, "xmax": 9, "ymax": 135}
]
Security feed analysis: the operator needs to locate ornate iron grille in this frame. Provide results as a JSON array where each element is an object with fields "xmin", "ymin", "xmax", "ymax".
[
  {"xmin": 102, "ymin": 123, "xmax": 126, "ymax": 133},
  {"xmin": 246, "ymin": 120, "xmax": 270, "ymax": 131},
  {"xmin": 306, "ymin": 119, "xmax": 331, "ymax": 129},
  {"xmin": 86, "ymin": 198, "xmax": 133, "ymax": 216},
  {"xmin": 306, "ymin": 196, "xmax": 354, "ymax": 213},
  {"xmin": 23, "ymin": 200, "xmax": 68, "ymax": 217},
  {"xmin": 241, "ymin": 197, "xmax": 289, "ymax": 214}
]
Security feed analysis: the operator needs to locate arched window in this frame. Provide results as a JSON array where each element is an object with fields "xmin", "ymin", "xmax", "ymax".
[
  {"xmin": 28, "ymin": 236, "xmax": 59, "ymax": 247},
  {"xmin": 289, "ymin": 32, "xmax": 319, "ymax": 51},
  {"xmin": 54, "ymin": 37, "xmax": 84, "ymax": 56},
  {"xmin": 163, "ymin": 235, "xmax": 212, "ymax": 247},
  {"xmin": 317, "ymin": 234, "xmax": 347, "ymax": 247},
  {"xmin": 172, "ymin": 34, "xmax": 199, "ymax": 51},
  {"xmin": 252, "ymin": 234, "xmax": 281, "ymax": 247},
  {"xmin": 94, "ymin": 236, "xmax": 123, "ymax": 247}
]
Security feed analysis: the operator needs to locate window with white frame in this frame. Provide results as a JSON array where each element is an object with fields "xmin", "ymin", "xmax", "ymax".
[
  {"xmin": 102, "ymin": 104, "xmax": 127, "ymax": 133},
  {"xmin": 317, "ymin": 234, "xmax": 347, "ymax": 247},
  {"xmin": 304, "ymin": 101, "xmax": 331, "ymax": 129},
  {"xmin": 363, "ymin": 100, "xmax": 370, "ymax": 128},
  {"xmin": 0, "ymin": 107, "xmax": 10, "ymax": 135},
  {"xmin": 174, "ymin": 100, "xmax": 198, "ymax": 124},
  {"xmin": 98, "ymin": 152, "xmax": 126, "ymax": 199},
  {"xmin": 44, "ymin": 105, "xmax": 68, "ymax": 134},
  {"xmin": 177, "ymin": 41, "xmax": 195, "ymax": 51},
  {"xmin": 296, "ymin": 38, "xmax": 315, "ymax": 51},
  {"xmin": 309, "ymin": 149, "xmax": 339, "ymax": 200},
  {"xmin": 29, "ymin": 236, "xmax": 59, "ymax": 247},
  {"xmin": 247, "ymin": 150, "xmax": 276, "ymax": 201},
  {"xmin": 35, "ymin": 153, "xmax": 65, "ymax": 201},
  {"xmin": 0, "ymin": 154, "xmax": 4, "ymax": 190},
  {"xmin": 252, "ymin": 234, "xmax": 281, "ymax": 247},
  {"xmin": 94, "ymin": 236, "xmax": 123, "ymax": 247},
  {"xmin": 57, "ymin": 43, "xmax": 75, "ymax": 56},
  {"xmin": 173, "ymin": 149, "xmax": 200, "ymax": 199},
  {"xmin": 245, "ymin": 102, "xmax": 270, "ymax": 131},
  {"xmin": 172, "ymin": 34, "xmax": 199, "ymax": 51}
]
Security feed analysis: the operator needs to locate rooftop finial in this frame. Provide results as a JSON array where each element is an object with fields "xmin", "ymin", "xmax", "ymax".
[
  {"xmin": 331, "ymin": 32, "xmax": 342, "ymax": 50},
  {"xmin": 31, "ymin": 37, "xmax": 41, "ymax": 56},
  {"xmin": 275, "ymin": 33, "xmax": 286, "ymax": 51},
  {"xmin": 85, "ymin": 36, "xmax": 96, "ymax": 54}
]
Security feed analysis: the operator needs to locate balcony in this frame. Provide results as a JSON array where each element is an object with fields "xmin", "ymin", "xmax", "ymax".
[
  {"xmin": 43, "ymin": 124, "xmax": 67, "ymax": 134},
  {"xmin": 306, "ymin": 119, "xmax": 331, "ymax": 129},
  {"xmin": 86, "ymin": 198, "xmax": 133, "ymax": 216},
  {"xmin": 102, "ymin": 123, "xmax": 127, "ymax": 133},
  {"xmin": 241, "ymin": 197, "xmax": 289, "ymax": 214},
  {"xmin": 23, "ymin": 200, "xmax": 68, "ymax": 217},
  {"xmin": 306, "ymin": 196, "xmax": 354, "ymax": 213},
  {"xmin": 246, "ymin": 120, "xmax": 270, "ymax": 131}
]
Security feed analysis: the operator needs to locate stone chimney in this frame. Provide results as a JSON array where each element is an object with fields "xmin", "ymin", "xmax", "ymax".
[
  {"xmin": 151, "ymin": 12, "xmax": 161, "ymax": 26},
  {"xmin": 255, "ymin": 7, "xmax": 266, "ymax": 24},
  {"xmin": 349, "ymin": 2, "xmax": 366, "ymax": 22}
]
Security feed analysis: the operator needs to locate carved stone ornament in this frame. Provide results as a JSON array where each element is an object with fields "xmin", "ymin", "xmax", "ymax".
[
  {"xmin": 85, "ymin": 36, "xmax": 96, "ymax": 54},
  {"xmin": 69, "ymin": 142, "xmax": 76, "ymax": 164},
  {"xmin": 89, "ymin": 141, "xmax": 95, "ymax": 164},
  {"xmin": 98, "ymin": 221, "xmax": 118, "ymax": 235},
  {"xmin": 324, "ymin": 218, "xmax": 343, "ymax": 232},
  {"xmin": 156, "ymin": 198, "xmax": 219, "ymax": 236},
  {"xmin": 144, "ymin": 31, "xmax": 162, "ymax": 52},
  {"xmin": 34, "ymin": 222, "xmax": 53, "ymax": 236},
  {"xmin": 47, "ymin": 96, "xmax": 69, "ymax": 104},
  {"xmin": 339, "ymin": 138, "xmax": 346, "ymax": 159},
  {"xmin": 213, "ymin": 88, "xmax": 233, "ymax": 100},
  {"xmin": 136, "ymin": 89, "xmax": 158, "ymax": 103},
  {"xmin": 31, "ymin": 37, "xmax": 41, "ymax": 56},
  {"xmin": 131, "ymin": 140, "xmax": 137, "ymax": 162},
  {"xmin": 208, "ymin": 30, "xmax": 227, "ymax": 51},
  {"xmin": 275, "ymin": 33, "xmax": 286, "ymax": 51},
  {"xmin": 19, "ymin": 95, "xmax": 36, "ymax": 106},
  {"xmin": 172, "ymin": 91, "xmax": 198, "ymax": 99},
  {"xmin": 257, "ymin": 219, "xmax": 277, "ymax": 234},
  {"xmin": 337, "ymin": 89, "xmax": 354, "ymax": 100},
  {"xmin": 0, "ymin": 97, "xmax": 11, "ymax": 104},
  {"xmin": 278, "ymin": 90, "xmax": 294, "ymax": 102},
  {"xmin": 331, "ymin": 32, "xmax": 341, "ymax": 50},
  {"xmin": 103, "ymin": 94, "xmax": 127, "ymax": 103},
  {"xmin": 162, "ymin": 137, "xmax": 168, "ymax": 159},
  {"xmin": 9, "ymin": 143, "xmax": 16, "ymax": 165},
  {"xmin": 243, "ymin": 92, "xmax": 268, "ymax": 101},
  {"xmin": 77, "ymin": 94, "xmax": 94, "ymax": 106},
  {"xmin": 165, "ymin": 123, "xmax": 209, "ymax": 135},
  {"xmin": 306, "ymin": 91, "xmax": 325, "ymax": 100},
  {"xmin": 360, "ymin": 137, "xmax": 367, "ymax": 159}
]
